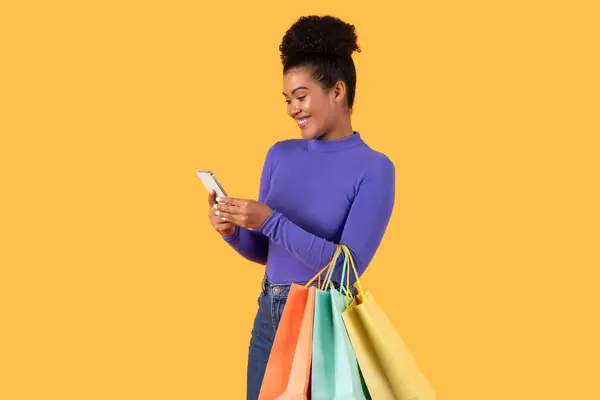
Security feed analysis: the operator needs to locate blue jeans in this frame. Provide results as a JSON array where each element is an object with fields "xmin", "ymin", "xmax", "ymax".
[{"xmin": 246, "ymin": 274, "xmax": 358, "ymax": 400}]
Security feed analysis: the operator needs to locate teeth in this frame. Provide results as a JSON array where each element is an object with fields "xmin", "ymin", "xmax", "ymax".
[{"xmin": 299, "ymin": 118, "xmax": 309, "ymax": 124}]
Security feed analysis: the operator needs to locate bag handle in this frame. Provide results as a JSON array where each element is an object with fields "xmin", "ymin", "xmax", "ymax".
[
  {"xmin": 343, "ymin": 248, "xmax": 353, "ymax": 306},
  {"xmin": 324, "ymin": 244, "xmax": 354, "ymax": 292},
  {"xmin": 323, "ymin": 245, "xmax": 342, "ymax": 290},
  {"xmin": 340, "ymin": 245, "xmax": 366, "ymax": 303},
  {"xmin": 305, "ymin": 245, "xmax": 342, "ymax": 289}
]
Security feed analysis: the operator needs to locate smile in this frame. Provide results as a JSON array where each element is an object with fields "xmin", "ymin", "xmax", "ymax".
[{"xmin": 297, "ymin": 116, "xmax": 311, "ymax": 129}]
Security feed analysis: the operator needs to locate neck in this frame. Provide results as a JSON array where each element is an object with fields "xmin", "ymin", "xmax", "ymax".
[{"xmin": 319, "ymin": 116, "xmax": 354, "ymax": 141}]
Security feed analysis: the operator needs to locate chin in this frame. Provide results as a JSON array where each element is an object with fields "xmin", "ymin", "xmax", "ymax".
[{"xmin": 300, "ymin": 128, "xmax": 320, "ymax": 140}]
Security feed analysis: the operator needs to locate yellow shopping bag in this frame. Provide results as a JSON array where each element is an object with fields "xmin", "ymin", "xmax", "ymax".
[{"xmin": 340, "ymin": 245, "xmax": 436, "ymax": 400}]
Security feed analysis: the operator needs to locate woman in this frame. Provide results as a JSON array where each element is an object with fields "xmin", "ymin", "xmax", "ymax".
[{"xmin": 207, "ymin": 15, "xmax": 395, "ymax": 400}]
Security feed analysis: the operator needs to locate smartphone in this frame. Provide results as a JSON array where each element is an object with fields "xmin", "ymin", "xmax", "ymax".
[{"xmin": 197, "ymin": 170, "xmax": 228, "ymax": 200}]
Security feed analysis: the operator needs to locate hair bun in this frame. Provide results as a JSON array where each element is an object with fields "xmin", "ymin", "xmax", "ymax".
[{"xmin": 280, "ymin": 15, "xmax": 360, "ymax": 64}]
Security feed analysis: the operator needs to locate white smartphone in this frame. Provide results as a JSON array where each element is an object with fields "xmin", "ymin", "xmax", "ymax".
[{"xmin": 197, "ymin": 170, "xmax": 228, "ymax": 200}]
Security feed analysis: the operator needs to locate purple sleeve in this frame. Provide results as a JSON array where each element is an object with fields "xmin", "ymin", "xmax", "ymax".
[
  {"xmin": 221, "ymin": 147, "xmax": 274, "ymax": 265},
  {"xmin": 258, "ymin": 156, "xmax": 395, "ymax": 276}
]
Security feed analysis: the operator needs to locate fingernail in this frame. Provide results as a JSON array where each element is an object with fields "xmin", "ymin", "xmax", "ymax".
[
  {"xmin": 215, "ymin": 210, "xmax": 220, "ymax": 216},
  {"xmin": 213, "ymin": 204, "xmax": 218, "ymax": 209},
  {"xmin": 221, "ymin": 217, "xmax": 227, "ymax": 221},
  {"xmin": 215, "ymin": 197, "xmax": 221, "ymax": 202}
]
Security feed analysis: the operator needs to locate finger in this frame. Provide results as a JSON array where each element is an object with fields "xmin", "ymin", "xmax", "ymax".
[
  {"xmin": 215, "ymin": 219, "xmax": 233, "ymax": 226},
  {"xmin": 218, "ymin": 211, "xmax": 244, "ymax": 225},
  {"xmin": 210, "ymin": 210, "xmax": 227, "ymax": 222},
  {"xmin": 215, "ymin": 219, "xmax": 234, "ymax": 226},
  {"xmin": 210, "ymin": 209, "xmax": 237, "ymax": 223},
  {"xmin": 215, "ymin": 196, "xmax": 242, "ymax": 207},
  {"xmin": 215, "ymin": 221, "xmax": 234, "ymax": 231},
  {"xmin": 209, "ymin": 208, "xmax": 224, "ymax": 221},
  {"xmin": 211, "ymin": 213, "xmax": 234, "ymax": 226},
  {"xmin": 214, "ymin": 203, "xmax": 240, "ymax": 215},
  {"xmin": 208, "ymin": 189, "xmax": 216, "ymax": 207}
]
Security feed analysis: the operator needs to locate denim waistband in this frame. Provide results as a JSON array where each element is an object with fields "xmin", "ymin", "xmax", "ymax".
[{"xmin": 261, "ymin": 274, "xmax": 358, "ymax": 298}]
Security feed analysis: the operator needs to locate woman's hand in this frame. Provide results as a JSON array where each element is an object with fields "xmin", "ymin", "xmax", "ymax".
[
  {"xmin": 213, "ymin": 196, "xmax": 273, "ymax": 230},
  {"xmin": 208, "ymin": 190, "xmax": 237, "ymax": 237}
]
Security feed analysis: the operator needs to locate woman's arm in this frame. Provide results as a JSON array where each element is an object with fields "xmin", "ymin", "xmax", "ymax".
[
  {"xmin": 220, "ymin": 147, "xmax": 275, "ymax": 265},
  {"xmin": 258, "ymin": 155, "xmax": 395, "ymax": 276}
]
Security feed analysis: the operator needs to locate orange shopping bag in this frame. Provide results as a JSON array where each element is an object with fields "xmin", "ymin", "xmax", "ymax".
[{"xmin": 258, "ymin": 246, "xmax": 343, "ymax": 400}]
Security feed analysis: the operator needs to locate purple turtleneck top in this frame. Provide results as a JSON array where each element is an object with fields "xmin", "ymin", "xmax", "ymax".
[{"xmin": 222, "ymin": 132, "xmax": 395, "ymax": 285}]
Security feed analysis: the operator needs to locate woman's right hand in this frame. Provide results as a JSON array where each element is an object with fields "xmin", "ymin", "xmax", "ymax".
[{"xmin": 208, "ymin": 189, "xmax": 237, "ymax": 237}]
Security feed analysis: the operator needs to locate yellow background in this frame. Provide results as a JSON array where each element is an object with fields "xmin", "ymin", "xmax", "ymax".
[{"xmin": 1, "ymin": 1, "xmax": 599, "ymax": 399}]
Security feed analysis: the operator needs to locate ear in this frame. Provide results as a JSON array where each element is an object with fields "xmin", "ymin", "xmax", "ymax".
[{"xmin": 332, "ymin": 80, "xmax": 347, "ymax": 105}]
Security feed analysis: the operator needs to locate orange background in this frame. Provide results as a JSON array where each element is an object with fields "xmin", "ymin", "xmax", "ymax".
[{"xmin": 1, "ymin": 1, "xmax": 599, "ymax": 399}]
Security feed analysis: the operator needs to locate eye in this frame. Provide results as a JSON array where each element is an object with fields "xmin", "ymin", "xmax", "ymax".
[{"xmin": 284, "ymin": 95, "xmax": 306, "ymax": 104}]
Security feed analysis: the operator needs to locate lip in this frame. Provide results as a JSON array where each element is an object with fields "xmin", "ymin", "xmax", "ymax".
[{"xmin": 296, "ymin": 116, "xmax": 311, "ymax": 129}]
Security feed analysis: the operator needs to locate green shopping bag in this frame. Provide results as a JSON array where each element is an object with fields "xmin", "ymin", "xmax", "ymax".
[{"xmin": 311, "ymin": 245, "xmax": 370, "ymax": 400}]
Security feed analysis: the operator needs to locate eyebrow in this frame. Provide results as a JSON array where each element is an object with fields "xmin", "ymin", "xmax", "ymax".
[{"xmin": 282, "ymin": 86, "xmax": 310, "ymax": 96}]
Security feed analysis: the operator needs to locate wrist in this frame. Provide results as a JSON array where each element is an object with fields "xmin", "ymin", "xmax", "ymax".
[
  {"xmin": 258, "ymin": 209, "xmax": 279, "ymax": 235},
  {"xmin": 221, "ymin": 226, "xmax": 239, "ymax": 240}
]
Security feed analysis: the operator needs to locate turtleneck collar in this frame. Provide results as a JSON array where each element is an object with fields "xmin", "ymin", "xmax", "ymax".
[{"xmin": 307, "ymin": 131, "xmax": 365, "ymax": 153}]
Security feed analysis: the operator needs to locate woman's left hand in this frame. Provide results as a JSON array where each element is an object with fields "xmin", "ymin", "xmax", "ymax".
[{"xmin": 213, "ymin": 197, "xmax": 273, "ymax": 230}]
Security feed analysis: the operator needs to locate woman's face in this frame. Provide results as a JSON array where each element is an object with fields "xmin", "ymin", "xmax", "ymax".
[{"xmin": 282, "ymin": 66, "xmax": 338, "ymax": 140}]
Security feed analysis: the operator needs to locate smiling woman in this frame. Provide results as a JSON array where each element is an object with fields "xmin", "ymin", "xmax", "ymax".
[{"xmin": 206, "ymin": 15, "xmax": 396, "ymax": 400}]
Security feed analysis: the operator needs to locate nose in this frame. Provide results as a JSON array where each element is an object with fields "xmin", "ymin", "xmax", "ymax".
[{"xmin": 289, "ymin": 102, "xmax": 301, "ymax": 118}]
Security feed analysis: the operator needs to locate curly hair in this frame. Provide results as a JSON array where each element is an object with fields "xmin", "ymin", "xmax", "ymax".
[{"xmin": 279, "ymin": 15, "xmax": 361, "ymax": 110}]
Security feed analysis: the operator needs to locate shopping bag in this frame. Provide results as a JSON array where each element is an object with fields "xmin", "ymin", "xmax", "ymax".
[
  {"xmin": 340, "ymin": 245, "xmax": 436, "ymax": 400},
  {"xmin": 281, "ymin": 285, "xmax": 316, "ymax": 399},
  {"xmin": 311, "ymin": 247, "xmax": 370, "ymax": 400},
  {"xmin": 258, "ymin": 246, "xmax": 342, "ymax": 400}
]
